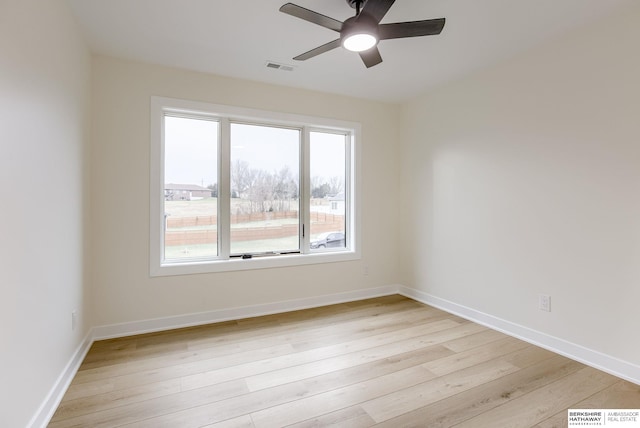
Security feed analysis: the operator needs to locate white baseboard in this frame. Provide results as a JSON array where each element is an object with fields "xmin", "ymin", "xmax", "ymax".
[
  {"xmin": 398, "ymin": 285, "xmax": 640, "ymax": 386},
  {"xmin": 28, "ymin": 330, "xmax": 94, "ymax": 428},
  {"xmin": 92, "ymin": 285, "xmax": 400, "ymax": 340}
]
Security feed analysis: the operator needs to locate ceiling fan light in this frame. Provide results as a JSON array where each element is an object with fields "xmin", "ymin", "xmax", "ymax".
[{"xmin": 342, "ymin": 33, "xmax": 378, "ymax": 52}]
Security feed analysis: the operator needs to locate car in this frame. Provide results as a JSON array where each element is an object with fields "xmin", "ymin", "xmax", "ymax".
[{"xmin": 310, "ymin": 231, "xmax": 345, "ymax": 249}]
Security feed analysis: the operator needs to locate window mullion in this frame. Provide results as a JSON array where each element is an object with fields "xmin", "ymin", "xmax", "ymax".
[
  {"xmin": 301, "ymin": 126, "xmax": 311, "ymax": 253},
  {"xmin": 218, "ymin": 118, "xmax": 231, "ymax": 259},
  {"xmin": 345, "ymin": 133, "xmax": 353, "ymax": 250}
]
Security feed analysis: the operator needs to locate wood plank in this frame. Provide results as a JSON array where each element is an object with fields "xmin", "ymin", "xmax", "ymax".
[
  {"xmin": 421, "ymin": 336, "xmax": 530, "ymax": 376},
  {"xmin": 116, "ymin": 381, "xmax": 313, "ymax": 427},
  {"xmin": 376, "ymin": 355, "xmax": 585, "ymax": 428},
  {"xmin": 72, "ymin": 343, "xmax": 296, "ymax": 385},
  {"xmin": 200, "ymin": 415, "xmax": 255, "ymax": 428},
  {"xmin": 250, "ymin": 365, "xmax": 436, "ymax": 428},
  {"xmin": 50, "ymin": 378, "xmax": 181, "ymax": 422},
  {"xmin": 442, "ymin": 328, "xmax": 510, "ymax": 353},
  {"xmin": 361, "ymin": 357, "xmax": 521, "ymax": 423},
  {"xmin": 288, "ymin": 406, "xmax": 375, "ymax": 427},
  {"xmin": 48, "ymin": 379, "xmax": 249, "ymax": 428},
  {"xmin": 451, "ymin": 366, "xmax": 620, "ymax": 428},
  {"xmin": 289, "ymin": 306, "xmax": 455, "ymax": 352}
]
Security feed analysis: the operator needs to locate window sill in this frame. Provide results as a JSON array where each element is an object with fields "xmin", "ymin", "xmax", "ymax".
[{"xmin": 150, "ymin": 250, "xmax": 361, "ymax": 277}]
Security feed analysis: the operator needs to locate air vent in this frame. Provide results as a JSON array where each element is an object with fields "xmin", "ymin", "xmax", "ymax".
[{"xmin": 265, "ymin": 61, "xmax": 295, "ymax": 72}]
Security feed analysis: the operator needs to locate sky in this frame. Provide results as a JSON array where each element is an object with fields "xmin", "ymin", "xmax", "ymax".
[
  {"xmin": 164, "ymin": 116, "xmax": 217, "ymax": 186},
  {"xmin": 164, "ymin": 116, "xmax": 347, "ymax": 188}
]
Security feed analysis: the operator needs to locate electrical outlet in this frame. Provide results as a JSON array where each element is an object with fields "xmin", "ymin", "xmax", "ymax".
[
  {"xmin": 539, "ymin": 295, "xmax": 551, "ymax": 312},
  {"xmin": 71, "ymin": 310, "xmax": 78, "ymax": 331}
]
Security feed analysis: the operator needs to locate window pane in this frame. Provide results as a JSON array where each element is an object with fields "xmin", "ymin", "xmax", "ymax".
[
  {"xmin": 230, "ymin": 123, "xmax": 300, "ymax": 255},
  {"xmin": 309, "ymin": 131, "xmax": 347, "ymax": 250},
  {"xmin": 164, "ymin": 116, "xmax": 218, "ymax": 260}
]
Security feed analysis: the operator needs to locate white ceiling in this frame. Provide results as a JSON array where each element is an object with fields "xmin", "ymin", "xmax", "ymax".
[{"xmin": 67, "ymin": 0, "xmax": 631, "ymax": 103}]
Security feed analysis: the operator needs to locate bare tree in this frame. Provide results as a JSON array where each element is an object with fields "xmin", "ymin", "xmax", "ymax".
[
  {"xmin": 231, "ymin": 162, "xmax": 301, "ymax": 213},
  {"xmin": 249, "ymin": 170, "xmax": 276, "ymax": 212},
  {"xmin": 328, "ymin": 176, "xmax": 344, "ymax": 196},
  {"xmin": 231, "ymin": 159, "xmax": 253, "ymax": 198},
  {"xmin": 311, "ymin": 175, "xmax": 324, "ymax": 193}
]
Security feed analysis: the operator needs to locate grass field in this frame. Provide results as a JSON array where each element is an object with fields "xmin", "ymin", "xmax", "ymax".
[
  {"xmin": 165, "ymin": 197, "xmax": 301, "ymax": 217},
  {"xmin": 165, "ymin": 236, "xmax": 300, "ymax": 260}
]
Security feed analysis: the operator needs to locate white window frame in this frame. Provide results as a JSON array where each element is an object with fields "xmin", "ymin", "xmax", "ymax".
[{"xmin": 150, "ymin": 96, "xmax": 361, "ymax": 276}]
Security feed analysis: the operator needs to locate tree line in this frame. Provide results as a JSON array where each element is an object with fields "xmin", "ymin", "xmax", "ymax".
[{"xmin": 207, "ymin": 160, "xmax": 344, "ymax": 214}]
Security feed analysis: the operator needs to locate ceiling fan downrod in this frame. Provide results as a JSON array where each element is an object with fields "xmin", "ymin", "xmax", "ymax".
[{"xmin": 346, "ymin": 0, "xmax": 366, "ymax": 15}]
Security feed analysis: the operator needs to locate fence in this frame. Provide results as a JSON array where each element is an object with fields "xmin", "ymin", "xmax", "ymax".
[
  {"xmin": 166, "ymin": 211, "xmax": 300, "ymax": 228},
  {"xmin": 165, "ymin": 211, "xmax": 344, "ymax": 246}
]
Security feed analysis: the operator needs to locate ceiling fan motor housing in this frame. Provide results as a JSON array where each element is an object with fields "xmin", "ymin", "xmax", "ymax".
[{"xmin": 341, "ymin": 14, "xmax": 379, "ymax": 48}]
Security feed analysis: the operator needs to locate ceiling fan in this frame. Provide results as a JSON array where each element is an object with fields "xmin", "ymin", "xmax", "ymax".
[{"xmin": 279, "ymin": 0, "xmax": 446, "ymax": 68}]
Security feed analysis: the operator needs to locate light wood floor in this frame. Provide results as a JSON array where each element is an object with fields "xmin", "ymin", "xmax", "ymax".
[{"xmin": 49, "ymin": 295, "xmax": 640, "ymax": 427}]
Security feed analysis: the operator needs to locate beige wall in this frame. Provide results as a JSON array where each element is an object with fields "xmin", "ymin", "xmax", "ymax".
[
  {"xmin": 0, "ymin": 1, "xmax": 91, "ymax": 426},
  {"xmin": 399, "ymin": 3, "xmax": 640, "ymax": 365},
  {"xmin": 90, "ymin": 56, "xmax": 401, "ymax": 326}
]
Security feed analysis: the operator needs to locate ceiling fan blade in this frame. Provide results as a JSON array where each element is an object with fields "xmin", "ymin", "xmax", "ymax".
[
  {"xmin": 293, "ymin": 39, "xmax": 341, "ymax": 61},
  {"xmin": 279, "ymin": 3, "xmax": 342, "ymax": 32},
  {"xmin": 361, "ymin": 0, "xmax": 396, "ymax": 23},
  {"xmin": 359, "ymin": 46, "xmax": 383, "ymax": 68},
  {"xmin": 379, "ymin": 18, "xmax": 445, "ymax": 40}
]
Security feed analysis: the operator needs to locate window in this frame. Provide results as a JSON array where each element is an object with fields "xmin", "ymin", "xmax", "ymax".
[
  {"xmin": 150, "ymin": 97, "xmax": 360, "ymax": 276},
  {"xmin": 310, "ymin": 131, "xmax": 347, "ymax": 251},
  {"xmin": 230, "ymin": 123, "xmax": 300, "ymax": 255},
  {"xmin": 163, "ymin": 116, "xmax": 218, "ymax": 261}
]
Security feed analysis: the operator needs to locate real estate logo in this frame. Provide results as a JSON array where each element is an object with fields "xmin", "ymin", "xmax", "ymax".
[{"xmin": 568, "ymin": 410, "xmax": 640, "ymax": 427}]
